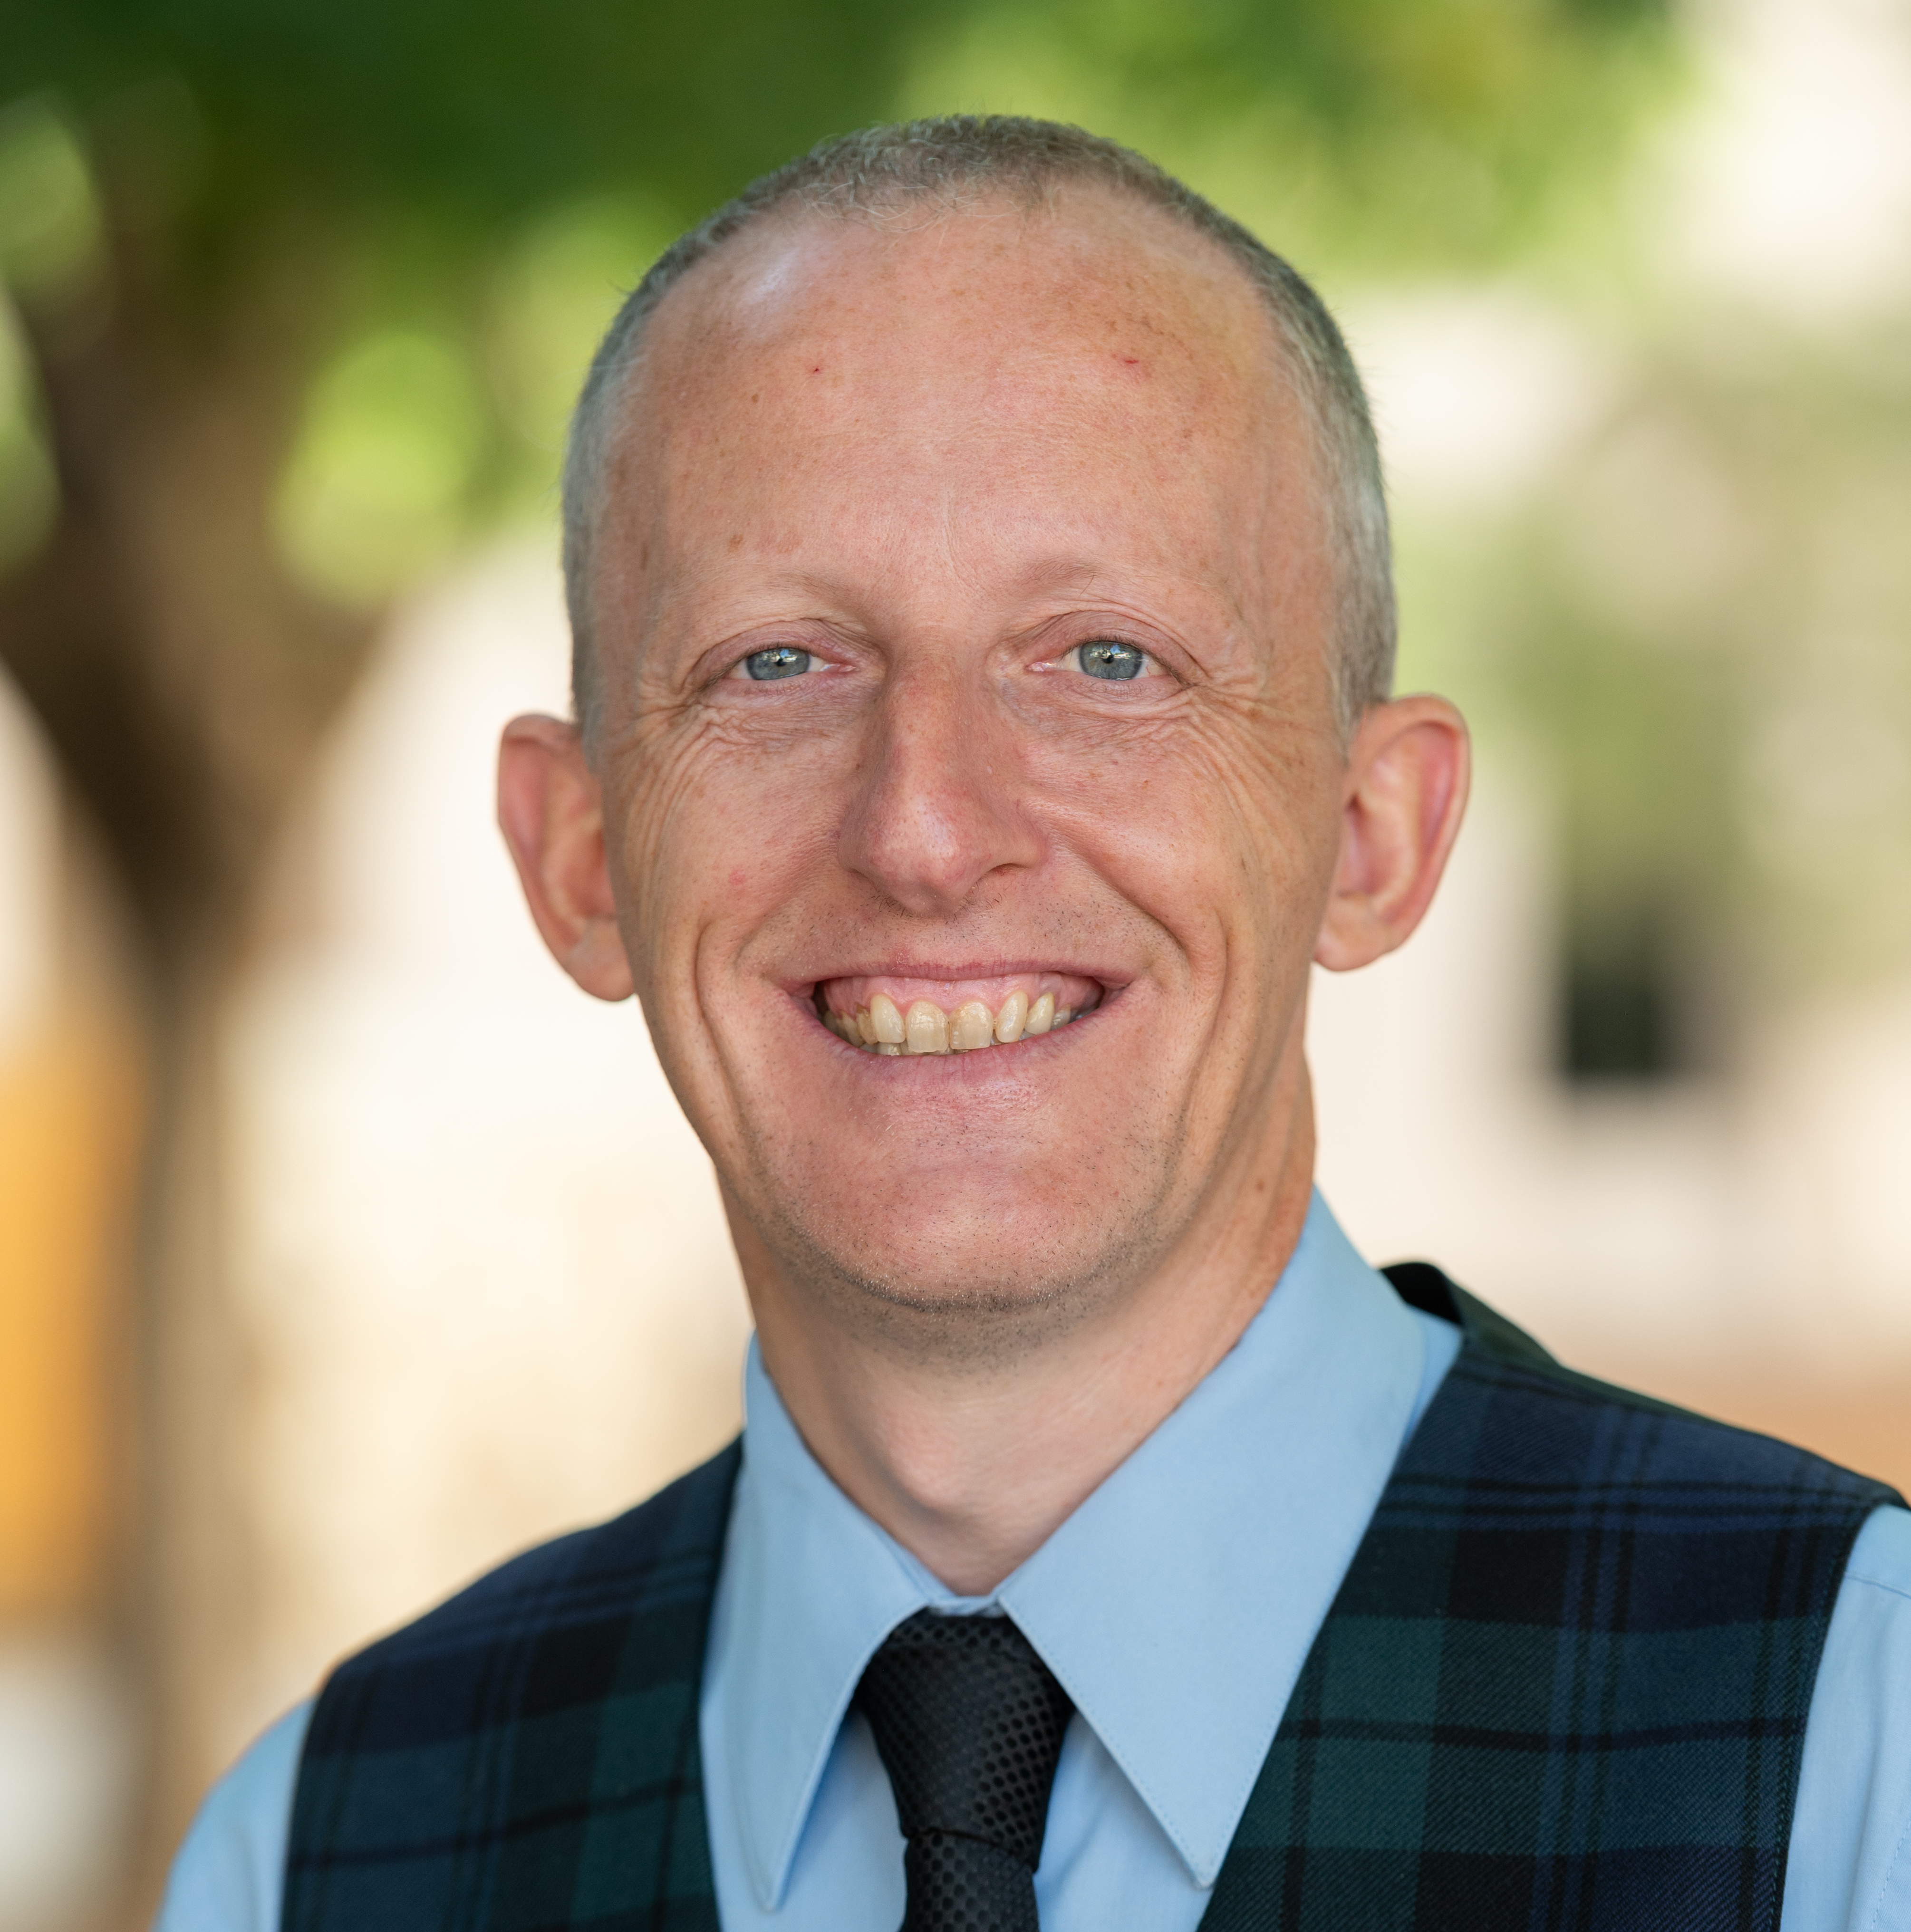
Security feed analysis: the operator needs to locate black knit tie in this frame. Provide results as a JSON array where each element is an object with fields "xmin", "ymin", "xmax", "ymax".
[{"xmin": 856, "ymin": 1610, "xmax": 1074, "ymax": 1932}]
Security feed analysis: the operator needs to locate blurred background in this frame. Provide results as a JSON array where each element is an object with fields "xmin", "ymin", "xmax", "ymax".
[{"xmin": 1, "ymin": 0, "xmax": 1909, "ymax": 1922}]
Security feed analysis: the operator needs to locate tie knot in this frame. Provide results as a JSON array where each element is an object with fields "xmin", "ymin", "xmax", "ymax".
[{"xmin": 857, "ymin": 1610, "xmax": 1073, "ymax": 1870}]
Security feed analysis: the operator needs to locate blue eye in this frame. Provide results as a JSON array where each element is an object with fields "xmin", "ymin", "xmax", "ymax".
[
  {"xmin": 744, "ymin": 645, "xmax": 812, "ymax": 681},
  {"xmin": 1074, "ymin": 639, "xmax": 1148, "ymax": 681}
]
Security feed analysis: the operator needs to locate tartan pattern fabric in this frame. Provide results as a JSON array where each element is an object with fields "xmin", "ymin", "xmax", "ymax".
[
  {"xmin": 1198, "ymin": 1265, "xmax": 1901, "ymax": 1932},
  {"xmin": 283, "ymin": 1271, "xmax": 1900, "ymax": 1931},
  {"xmin": 284, "ymin": 1443, "xmax": 738, "ymax": 1932}
]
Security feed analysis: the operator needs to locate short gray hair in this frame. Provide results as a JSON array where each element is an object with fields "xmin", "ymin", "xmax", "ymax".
[{"xmin": 561, "ymin": 115, "xmax": 1394, "ymax": 740}]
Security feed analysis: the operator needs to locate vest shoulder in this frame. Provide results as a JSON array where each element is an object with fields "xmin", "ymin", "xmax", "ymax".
[
  {"xmin": 1385, "ymin": 1260, "xmax": 1904, "ymax": 1507},
  {"xmin": 287, "ymin": 1446, "xmax": 735, "ymax": 1927},
  {"xmin": 321, "ymin": 1437, "xmax": 740, "ymax": 1690},
  {"xmin": 1216, "ymin": 1269, "xmax": 1898, "ymax": 1931}
]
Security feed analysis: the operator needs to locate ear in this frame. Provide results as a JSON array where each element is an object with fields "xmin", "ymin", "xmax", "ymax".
[
  {"xmin": 497, "ymin": 714, "xmax": 635, "ymax": 1000},
  {"xmin": 1314, "ymin": 695, "xmax": 1471, "ymax": 972}
]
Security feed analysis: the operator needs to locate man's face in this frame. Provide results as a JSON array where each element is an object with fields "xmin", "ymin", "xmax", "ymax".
[{"xmin": 585, "ymin": 191, "xmax": 1350, "ymax": 1329}]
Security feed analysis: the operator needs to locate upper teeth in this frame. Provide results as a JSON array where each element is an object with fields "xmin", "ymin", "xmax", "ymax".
[{"xmin": 824, "ymin": 988, "xmax": 1084, "ymax": 1055}]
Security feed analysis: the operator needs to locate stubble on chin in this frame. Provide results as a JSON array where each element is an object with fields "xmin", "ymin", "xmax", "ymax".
[{"xmin": 724, "ymin": 1147, "xmax": 1183, "ymax": 1373}]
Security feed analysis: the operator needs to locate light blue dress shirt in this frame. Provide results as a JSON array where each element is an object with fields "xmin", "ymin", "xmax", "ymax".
[{"xmin": 157, "ymin": 1194, "xmax": 1911, "ymax": 1930}]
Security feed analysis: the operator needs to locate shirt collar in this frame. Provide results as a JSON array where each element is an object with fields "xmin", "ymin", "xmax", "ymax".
[{"xmin": 715, "ymin": 1190, "xmax": 1450, "ymax": 1907}]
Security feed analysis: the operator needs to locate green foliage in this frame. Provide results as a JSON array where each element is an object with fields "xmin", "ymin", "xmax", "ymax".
[
  {"xmin": 6, "ymin": 0, "xmax": 1681, "ymax": 283},
  {"xmin": 275, "ymin": 327, "xmax": 486, "ymax": 604},
  {"xmin": 0, "ymin": 0, "xmax": 1683, "ymax": 597},
  {"xmin": 4, "ymin": 0, "xmax": 935, "ymax": 291},
  {"xmin": 0, "ymin": 296, "xmax": 54, "ymax": 570},
  {"xmin": 0, "ymin": 100, "xmax": 89, "ymax": 567},
  {"xmin": 483, "ymin": 194, "xmax": 680, "ymax": 459},
  {"xmin": 0, "ymin": 96, "xmax": 102, "ymax": 296},
  {"xmin": 904, "ymin": 0, "xmax": 1680, "ymax": 277}
]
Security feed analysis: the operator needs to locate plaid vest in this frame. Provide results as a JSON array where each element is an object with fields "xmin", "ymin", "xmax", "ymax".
[{"xmin": 284, "ymin": 1269, "xmax": 1898, "ymax": 1931}]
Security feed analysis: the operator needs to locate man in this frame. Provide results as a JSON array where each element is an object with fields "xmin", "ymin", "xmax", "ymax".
[{"xmin": 160, "ymin": 117, "xmax": 1911, "ymax": 1931}]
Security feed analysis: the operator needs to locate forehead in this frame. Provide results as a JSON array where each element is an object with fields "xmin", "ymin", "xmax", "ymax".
[
  {"xmin": 661, "ymin": 185, "xmax": 1287, "ymax": 443},
  {"xmin": 598, "ymin": 188, "xmax": 1320, "ymax": 639}
]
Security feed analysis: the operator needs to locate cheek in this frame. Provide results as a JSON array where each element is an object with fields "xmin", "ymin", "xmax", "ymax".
[
  {"xmin": 1033, "ymin": 708, "xmax": 1341, "ymax": 971},
  {"xmin": 608, "ymin": 712, "xmax": 850, "ymax": 968}
]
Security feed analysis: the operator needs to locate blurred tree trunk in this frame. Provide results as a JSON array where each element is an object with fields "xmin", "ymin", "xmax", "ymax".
[{"xmin": 0, "ymin": 192, "xmax": 380, "ymax": 1891}]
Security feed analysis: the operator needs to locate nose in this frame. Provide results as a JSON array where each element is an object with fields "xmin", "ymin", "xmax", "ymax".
[{"xmin": 837, "ymin": 661, "xmax": 1043, "ymax": 916}]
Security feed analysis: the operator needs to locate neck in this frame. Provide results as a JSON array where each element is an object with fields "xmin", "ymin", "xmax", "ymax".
[{"xmin": 734, "ymin": 1070, "xmax": 1318, "ymax": 1597}]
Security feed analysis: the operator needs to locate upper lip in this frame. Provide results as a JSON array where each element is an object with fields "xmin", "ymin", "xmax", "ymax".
[{"xmin": 784, "ymin": 958, "xmax": 1129, "ymax": 991}]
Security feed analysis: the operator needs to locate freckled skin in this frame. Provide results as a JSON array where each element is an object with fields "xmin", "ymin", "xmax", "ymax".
[{"xmin": 502, "ymin": 186, "xmax": 1469, "ymax": 1590}]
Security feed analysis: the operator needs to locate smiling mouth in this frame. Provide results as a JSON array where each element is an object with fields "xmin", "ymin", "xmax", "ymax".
[{"xmin": 813, "ymin": 975, "xmax": 1105, "ymax": 1057}]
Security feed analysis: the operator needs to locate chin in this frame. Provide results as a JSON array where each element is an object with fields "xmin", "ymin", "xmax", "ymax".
[{"xmin": 767, "ymin": 1175, "xmax": 1169, "ymax": 1329}]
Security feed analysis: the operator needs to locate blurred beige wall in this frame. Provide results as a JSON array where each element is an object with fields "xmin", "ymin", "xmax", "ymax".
[
  {"xmin": 0, "ymin": 678, "xmax": 139, "ymax": 1932},
  {"xmin": 1310, "ymin": 762, "xmax": 1911, "ymax": 1428},
  {"xmin": 207, "ymin": 545, "xmax": 755, "ymax": 1781}
]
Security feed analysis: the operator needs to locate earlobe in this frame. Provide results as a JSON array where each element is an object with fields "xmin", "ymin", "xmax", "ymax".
[
  {"xmin": 496, "ymin": 714, "xmax": 636, "ymax": 1001},
  {"xmin": 1314, "ymin": 696, "xmax": 1470, "ymax": 973}
]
